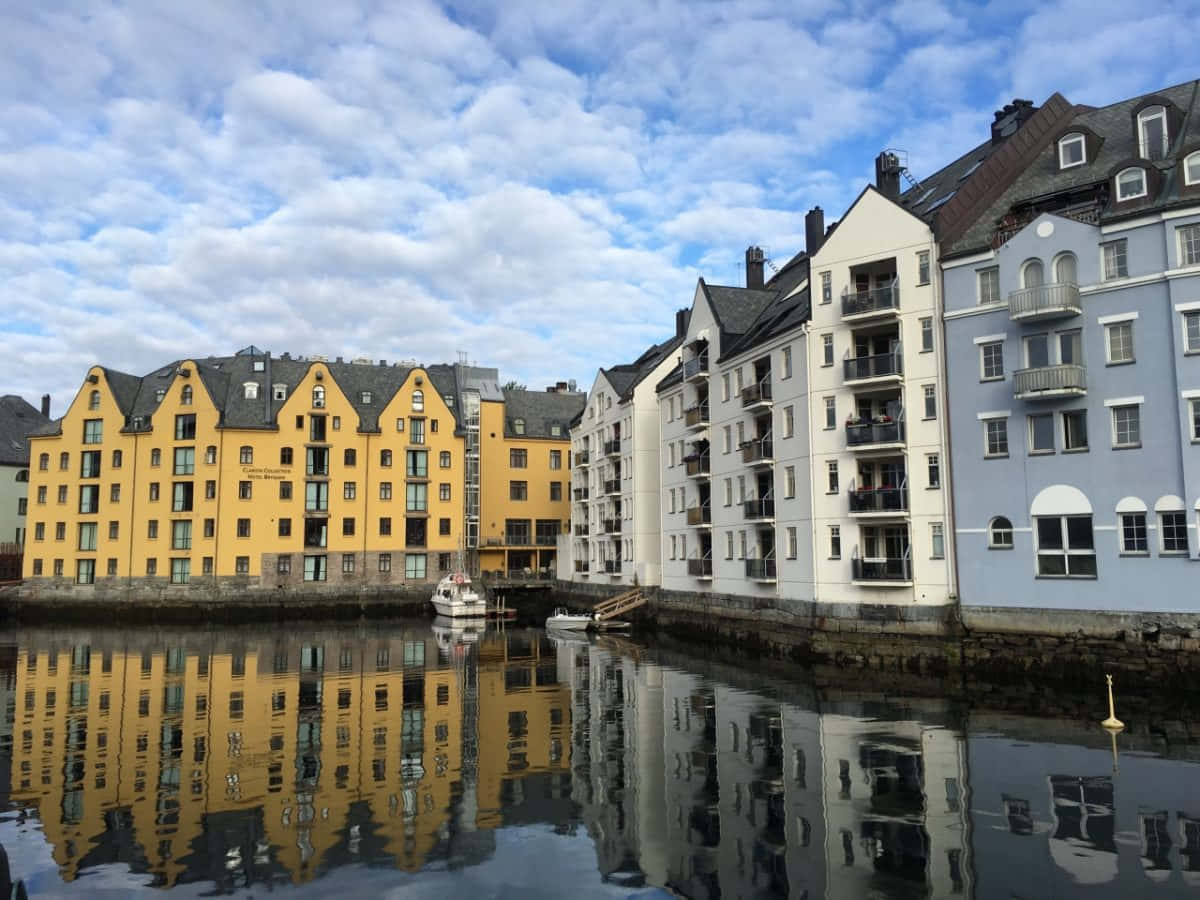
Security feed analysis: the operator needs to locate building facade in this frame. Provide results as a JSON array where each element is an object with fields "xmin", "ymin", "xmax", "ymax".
[
  {"xmin": 0, "ymin": 394, "xmax": 51, "ymax": 560},
  {"xmin": 942, "ymin": 80, "xmax": 1200, "ymax": 612}
]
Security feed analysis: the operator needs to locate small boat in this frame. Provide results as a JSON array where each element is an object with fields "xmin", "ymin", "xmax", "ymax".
[
  {"xmin": 546, "ymin": 607, "xmax": 596, "ymax": 631},
  {"xmin": 432, "ymin": 615, "xmax": 483, "ymax": 651},
  {"xmin": 431, "ymin": 572, "xmax": 486, "ymax": 618}
]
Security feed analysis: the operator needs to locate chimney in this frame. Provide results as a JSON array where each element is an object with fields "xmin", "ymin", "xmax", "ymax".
[
  {"xmin": 41, "ymin": 394, "xmax": 50, "ymax": 417},
  {"xmin": 745, "ymin": 246, "xmax": 765, "ymax": 290},
  {"xmin": 991, "ymin": 99, "xmax": 1037, "ymax": 145},
  {"xmin": 675, "ymin": 308, "xmax": 688, "ymax": 338},
  {"xmin": 875, "ymin": 152, "xmax": 901, "ymax": 201},
  {"xmin": 805, "ymin": 206, "xmax": 825, "ymax": 256},
  {"xmin": 556, "ymin": 381, "xmax": 568, "ymax": 392}
]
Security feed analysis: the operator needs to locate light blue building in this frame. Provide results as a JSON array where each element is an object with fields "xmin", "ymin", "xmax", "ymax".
[{"xmin": 941, "ymin": 80, "xmax": 1200, "ymax": 613}]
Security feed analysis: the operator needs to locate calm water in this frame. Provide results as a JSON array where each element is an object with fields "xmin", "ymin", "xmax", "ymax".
[{"xmin": 2, "ymin": 620, "xmax": 1199, "ymax": 899}]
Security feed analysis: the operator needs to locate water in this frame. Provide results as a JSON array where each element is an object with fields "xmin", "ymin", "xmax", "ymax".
[{"xmin": 2, "ymin": 619, "xmax": 1199, "ymax": 899}]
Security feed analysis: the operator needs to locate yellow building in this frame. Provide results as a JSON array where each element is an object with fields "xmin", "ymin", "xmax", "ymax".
[
  {"xmin": 22, "ymin": 348, "xmax": 468, "ymax": 591},
  {"xmin": 475, "ymin": 386, "xmax": 584, "ymax": 578}
]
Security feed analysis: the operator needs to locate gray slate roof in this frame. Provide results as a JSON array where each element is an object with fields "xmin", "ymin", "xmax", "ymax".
[
  {"xmin": 600, "ymin": 331, "xmax": 685, "ymax": 403},
  {"xmin": 502, "ymin": 389, "xmax": 586, "ymax": 439},
  {"xmin": 0, "ymin": 395, "xmax": 51, "ymax": 466}
]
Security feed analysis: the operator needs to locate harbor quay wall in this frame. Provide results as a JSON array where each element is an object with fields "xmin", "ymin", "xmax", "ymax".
[{"xmin": 553, "ymin": 582, "xmax": 1200, "ymax": 688}]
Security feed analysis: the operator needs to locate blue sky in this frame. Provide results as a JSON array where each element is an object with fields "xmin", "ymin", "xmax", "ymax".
[{"xmin": 1, "ymin": 0, "xmax": 1197, "ymax": 410}]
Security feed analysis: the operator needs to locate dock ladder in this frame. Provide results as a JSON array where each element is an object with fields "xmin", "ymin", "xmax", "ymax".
[{"xmin": 593, "ymin": 587, "xmax": 646, "ymax": 621}]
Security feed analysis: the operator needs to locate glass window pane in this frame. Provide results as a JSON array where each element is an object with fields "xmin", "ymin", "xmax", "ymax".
[
  {"xmin": 1037, "ymin": 553, "xmax": 1067, "ymax": 576},
  {"xmin": 1037, "ymin": 517, "xmax": 1063, "ymax": 549},
  {"xmin": 1067, "ymin": 555, "xmax": 1097, "ymax": 577},
  {"xmin": 1066, "ymin": 516, "xmax": 1093, "ymax": 550}
]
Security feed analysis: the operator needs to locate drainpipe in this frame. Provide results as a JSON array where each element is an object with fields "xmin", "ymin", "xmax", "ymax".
[
  {"xmin": 802, "ymin": 320, "xmax": 819, "ymax": 608},
  {"xmin": 933, "ymin": 243, "xmax": 961, "ymax": 614}
]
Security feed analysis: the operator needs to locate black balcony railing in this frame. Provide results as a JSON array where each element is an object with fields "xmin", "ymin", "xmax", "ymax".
[
  {"xmin": 687, "ymin": 557, "xmax": 713, "ymax": 577},
  {"xmin": 741, "ymin": 380, "xmax": 773, "ymax": 407},
  {"xmin": 842, "ymin": 282, "xmax": 899, "ymax": 317},
  {"xmin": 848, "ymin": 486, "xmax": 908, "ymax": 513},
  {"xmin": 845, "ymin": 419, "xmax": 904, "ymax": 446},
  {"xmin": 683, "ymin": 355, "xmax": 709, "ymax": 380},
  {"xmin": 745, "ymin": 558, "xmax": 777, "ymax": 580},
  {"xmin": 604, "ymin": 559, "xmax": 622, "ymax": 574},
  {"xmin": 574, "ymin": 560, "xmax": 589, "ymax": 573},
  {"xmin": 535, "ymin": 534, "xmax": 558, "ymax": 546},
  {"xmin": 686, "ymin": 505, "xmax": 712, "ymax": 526},
  {"xmin": 742, "ymin": 497, "xmax": 775, "ymax": 519},
  {"xmin": 603, "ymin": 479, "xmax": 621, "ymax": 495},
  {"xmin": 685, "ymin": 454, "xmax": 711, "ymax": 476},
  {"xmin": 844, "ymin": 350, "xmax": 902, "ymax": 381},
  {"xmin": 604, "ymin": 439, "xmax": 621, "ymax": 456},
  {"xmin": 741, "ymin": 437, "xmax": 774, "ymax": 464},
  {"xmin": 505, "ymin": 531, "xmax": 532, "ymax": 546},
  {"xmin": 574, "ymin": 524, "xmax": 589, "ymax": 536},
  {"xmin": 851, "ymin": 556, "xmax": 912, "ymax": 582},
  {"xmin": 575, "ymin": 450, "xmax": 590, "ymax": 466},
  {"xmin": 603, "ymin": 519, "xmax": 622, "ymax": 534},
  {"xmin": 684, "ymin": 404, "xmax": 710, "ymax": 427}
]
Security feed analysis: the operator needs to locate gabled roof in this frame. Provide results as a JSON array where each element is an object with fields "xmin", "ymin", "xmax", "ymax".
[
  {"xmin": 0, "ymin": 395, "xmax": 51, "ymax": 465},
  {"xmin": 600, "ymin": 330, "xmax": 685, "ymax": 403},
  {"xmin": 703, "ymin": 282, "xmax": 778, "ymax": 347},
  {"xmin": 502, "ymin": 389, "xmax": 586, "ymax": 439}
]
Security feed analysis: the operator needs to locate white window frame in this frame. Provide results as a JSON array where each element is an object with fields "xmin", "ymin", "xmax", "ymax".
[
  {"xmin": 1137, "ymin": 105, "xmax": 1168, "ymax": 160},
  {"xmin": 1190, "ymin": 398, "xmax": 1200, "ymax": 442},
  {"xmin": 722, "ymin": 373, "xmax": 730, "ymax": 402},
  {"xmin": 1185, "ymin": 310, "xmax": 1200, "ymax": 353},
  {"xmin": 980, "ymin": 341, "xmax": 1004, "ymax": 380},
  {"xmin": 927, "ymin": 453, "xmax": 940, "ymax": 488},
  {"xmin": 1179, "ymin": 224, "xmax": 1200, "ymax": 267},
  {"xmin": 1110, "ymin": 404, "xmax": 1141, "ymax": 449},
  {"xmin": 916, "ymin": 250, "xmax": 930, "ymax": 285},
  {"xmin": 922, "ymin": 384, "xmax": 937, "ymax": 420},
  {"xmin": 1034, "ymin": 514, "xmax": 1097, "ymax": 578},
  {"xmin": 1058, "ymin": 132, "xmax": 1086, "ymax": 169},
  {"xmin": 824, "ymin": 396, "xmax": 836, "ymax": 430},
  {"xmin": 784, "ymin": 465, "xmax": 796, "ymax": 499},
  {"xmin": 977, "ymin": 266, "xmax": 1000, "ymax": 304},
  {"xmin": 826, "ymin": 460, "xmax": 839, "ymax": 494},
  {"xmin": 1028, "ymin": 413, "xmax": 1055, "ymax": 454},
  {"xmin": 1104, "ymin": 319, "xmax": 1135, "ymax": 364},
  {"xmin": 821, "ymin": 334, "xmax": 833, "ymax": 366},
  {"xmin": 988, "ymin": 516, "xmax": 1013, "ymax": 549},
  {"xmin": 829, "ymin": 525, "xmax": 841, "ymax": 559},
  {"xmin": 920, "ymin": 317, "xmax": 933, "ymax": 352},
  {"xmin": 930, "ymin": 522, "xmax": 945, "ymax": 559},
  {"xmin": 1185, "ymin": 151, "xmax": 1200, "ymax": 187},
  {"xmin": 786, "ymin": 527, "xmax": 797, "ymax": 560},
  {"xmin": 820, "ymin": 271, "xmax": 832, "ymax": 304},
  {"xmin": 1115, "ymin": 167, "xmax": 1147, "ymax": 202},
  {"xmin": 781, "ymin": 346, "xmax": 792, "ymax": 379},
  {"xmin": 1101, "ymin": 239, "xmax": 1127, "ymax": 280},
  {"xmin": 983, "ymin": 416, "xmax": 1009, "ymax": 458},
  {"xmin": 1061, "ymin": 409, "xmax": 1089, "ymax": 452},
  {"xmin": 1119, "ymin": 512, "xmax": 1148, "ymax": 555},
  {"xmin": 1159, "ymin": 510, "xmax": 1189, "ymax": 555},
  {"xmin": 782, "ymin": 405, "xmax": 794, "ymax": 439}
]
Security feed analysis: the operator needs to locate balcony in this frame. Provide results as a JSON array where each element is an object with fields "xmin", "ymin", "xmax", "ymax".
[
  {"xmin": 685, "ymin": 454, "xmax": 711, "ymax": 477},
  {"xmin": 575, "ymin": 450, "xmax": 590, "ymax": 467},
  {"xmin": 842, "ymin": 282, "xmax": 900, "ymax": 320},
  {"xmin": 535, "ymin": 533, "xmax": 558, "ymax": 547},
  {"xmin": 684, "ymin": 404, "xmax": 710, "ymax": 430},
  {"xmin": 745, "ymin": 558, "xmax": 777, "ymax": 581},
  {"xmin": 604, "ymin": 439, "xmax": 621, "ymax": 457},
  {"xmin": 574, "ymin": 524, "xmax": 589, "ymax": 536},
  {"xmin": 683, "ymin": 354, "xmax": 709, "ymax": 381},
  {"xmin": 604, "ymin": 559, "xmax": 622, "ymax": 574},
  {"xmin": 741, "ymin": 437, "xmax": 774, "ymax": 466},
  {"xmin": 844, "ymin": 350, "xmax": 902, "ymax": 384},
  {"xmin": 687, "ymin": 557, "xmax": 713, "ymax": 579},
  {"xmin": 851, "ymin": 555, "xmax": 912, "ymax": 585},
  {"xmin": 1008, "ymin": 282, "xmax": 1082, "ymax": 323},
  {"xmin": 848, "ymin": 485, "xmax": 909, "ymax": 515},
  {"xmin": 742, "ymin": 497, "xmax": 775, "ymax": 520},
  {"xmin": 505, "ymin": 532, "xmax": 532, "ymax": 546},
  {"xmin": 574, "ymin": 560, "xmax": 589, "ymax": 574},
  {"xmin": 573, "ymin": 487, "xmax": 589, "ymax": 501},
  {"xmin": 686, "ymin": 505, "xmax": 712, "ymax": 527},
  {"xmin": 740, "ymin": 380, "xmax": 773, "ymax": 409},
  {"xmin": 845, "ymin": 418, "xmax": 905, "ymax": 451},
  {"xmin": 1013, "ymin": 364, "xmax": 1087, "ymax": 400},
  {"xmin": 603, "ymin": 478, "xmax": 621, "ymax": 496},
  {"xmin": 603, "ymin": 519, "xmax": 622, "ymax": 535}
]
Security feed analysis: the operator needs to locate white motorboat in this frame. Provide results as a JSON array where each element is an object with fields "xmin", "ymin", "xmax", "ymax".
[
  {"xmin": 432, "ymin": 615, "xmax": 483, "ymax": 651},
  {"xmin": 546, "ymin": 607, "xmax": 595, "ymax": 631},
  {"xmin": 431, "ymin": 572, "xmax": 486, "ymax": 618}
]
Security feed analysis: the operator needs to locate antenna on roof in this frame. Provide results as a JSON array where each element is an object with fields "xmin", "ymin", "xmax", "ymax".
[{"xmin": 883, "ymin": 148, "xmax": 921, "ymax": 192}]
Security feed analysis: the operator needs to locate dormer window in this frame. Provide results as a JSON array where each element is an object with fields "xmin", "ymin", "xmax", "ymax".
[
  {"xmin": 312, "ymin": 385, "xmax": 325, "ymax": 408},
  {"xmin": 156, "ymin": 388, "xmax": 166, "ymax": 402},
  {"xmin": 514, "ymin": 418, "xmax": 526, "ymax": 435},
  {"xmin": 1058, "ymin": 133, "xmax": 1086, "ymax": 169},
  {"xmin": 1116, "ymin": 167, "xmax": 1148, "ymax": 201},
  {"xmin": 243, "ymin": 382, "xmax": 258, "ymax": 400},
  {"xmin": 360, "ymin": 391, "xmax": 372, "ymax": 404},
  {"xmin": 253, "ymin": 360, "xmax": 266, "ymax": 373},
  {"xmin": 1185, "ymin": 151, "xmax": 1200, "ymax": 187},
  {"xmin": 1137, "ymin": 106, "xmax": 1168, "ymax": 160},
  {"xmin": 273, "ymin": 383, "xmax": 287, "ymax": 401}
]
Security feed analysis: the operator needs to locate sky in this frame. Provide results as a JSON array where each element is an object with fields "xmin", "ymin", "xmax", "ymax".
[{"xmin": 1, "ymin": 0, "xmax": 1197, "ymax": 412}]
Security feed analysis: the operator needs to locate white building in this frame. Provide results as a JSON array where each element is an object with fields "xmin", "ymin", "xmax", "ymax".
[
  {"xmin": 567, "ymin": 332, "xmax": 683, "ymax": 587},
  {"xmin": 0, "ymin": 395, "xmax": 50, "ymax": 550}
]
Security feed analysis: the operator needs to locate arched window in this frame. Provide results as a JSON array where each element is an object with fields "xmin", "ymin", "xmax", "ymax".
[
  {"xmin": 312, "ymin": 385, "xmax": 325, "ymax": 408},
  {"xmin": 1021, "ymin": 259, "xmax": 1044, "ymax": 288},
  {"xmin": 412, "ymin": 390, "xmax": 424, "ymax": 412},
  {"xmin": 1116, "ymin": 167, "xmax": 1147, "ymax": 201},
  {"xmin": 181, "ymin": 385, "xmax": 193, "ymax": 406},
  {"xmin": 88, "ymin": 389, "xmax": 100, "ymax": 410},
  {"xmin": 240, "ymin": 445, "xmax": 253, "ymax": 464},
  {"xmin": 1058, "ymin": 133, "xmax": 1086, "ymax": 168},
  {"xmin": 243, "ymin": 382, "xmax": 258, "ymax": 400},
  {"xmin": 15, "ymin": 469, "xmax": 28, "ymax": 482},
  {"xmin": 988, "ymin": 516, "xmax": 1014, "ymax": 549},
  {"xmin": 1053, "ymin": 252, "xmax": 1077, "ymax": 285},
  {"xmin": 1185, "ymin": 150, "xmax": 1200, "ymax": 187},
  {"xmin": 514, "ymin": 418, "xmax": 526, "ymax": 435},
  {"xmin": 1137, "ymin": 105, "xmax": 1168, "ymax": 160}
]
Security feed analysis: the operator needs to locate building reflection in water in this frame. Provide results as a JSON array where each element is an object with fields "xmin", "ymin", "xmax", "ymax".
[{"xmin": 4, "ymin": 624, "xmax": 1200, "ymax": 897}]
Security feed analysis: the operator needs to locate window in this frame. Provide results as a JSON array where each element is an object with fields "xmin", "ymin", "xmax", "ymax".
[
  {"xmin": 1111, "ymin": 404, "xmax": 1140, "ymax": 448},
  {"xmin": 784, "ymin": 465, "xmax": 796, "ymax": 499},
  {"xmin": 78, "ymin": 522, "xmax": 97, "ymax": 551},
  {"xmin": 410, "ymin": 418, "xmax": 425, "ymax": 444},
  {"xmin": 722, "ymin": 373, "xmax": 730, "ymax": 402},
  {"xmin": 278, "ymin": 518, "xmax": 291, "ymax": 537},
  {"xmin": 1120, "ymin": 513, "xmax": 1147, "ymax": 554},
  {"xmin": 510, "ymin": 449, "xmax": 527, "ymax": 468},
  {"xmin": 829, "ymin": 526, "xmax": 841, "ymax": 559},
  {"xmin": 782, "ymin": 405, "xmax": 794, "ymax": 438},
  {"xmin": 343, "ymin": 554, "xmax": 356, "ymax": 574},
  {"xmin": 920, "ymin": 317, "xmax": 933, "ymax": 352},
  {"xmin": 1160, "ymin": 511, "xmax": 1189, "ymax": 554},
  {"xmin": 236, "ymin": 556, "xmax": 250, "ymax": 575},
  {"xmin": 279, "ymin": 481, "xmax": 292, "ymax": 500},
  {"xmin": 395, "ymin": 417, "xmax": 405, "ymax": 433},
  {"xmin": 1021, "ymin": 258, "xmax": 1044, "ymax": 288},
  {"xmin": 379, "ymin": 553, "xmax": 391, "ymax": 572},
  {"xmin": 1180, "ymin": 224, "xmax": 1200, "ymax": 267},
  {"xmin": 343, "ymin": 481, "xmax": 356, "ymax": 500},
  {"xmin": 79, "ymin": 485, "xmax": 99, "ymax": 513},
  {"xmin": 406, "ymin": 482, "xmax": 427, "ymax": 512},
  {"xmin": 76, "ymin": 559, "xmax": 96, "ymax": 585},
  {"xmin": 1191, "ymin": 398, "xmax": 1200, "ymax": 441},
  {"xmin": 380, "ymin": 448, "xmax": 393, "ymax": 468},
  {"xmin": 82, "ymin": 419, "xmax": 102, "ymax": 444},
  {"xmin": 80, "ymin": 450, "xmax": 101, "ymax": 477},
  {"xmin": 550, "ymin": 449, "xmax": 562, "ymax": 469},
  {"xmin": 37, "ymin": 486, "xmax": 45, "ymax": 504},
  {"xmin": 931, "ymin": 523, "xmax": 945, "ymax": 559},
  {"xmin": 239, "ymin": 446, "xmax": 253, "ymax": 465},
  {"xmin": 1029, "ymin": 413, "xmax": 1055, "ymax": 453},
  {"xmin": 722, "ymin": 425, "xmax": 731, "ymax": 453},
  {"xmin": 405, "ymin": 553, "xmax": 427, "ymax": 579},
  {"xmin": 1058, "ymin": 132, "xmax": 1086, "ymax": 168},
  {"xmin": 343, "ymin": 448, "xmax": 356, "ymax": 467},
  {"xmin": 977, "ymin": 267, "xmax": 1000, "ymax": 304},
  {"xmin": 1116, "ymin": 167, "xmax": 1147, "ymax": 201},
  {"xmin": 786, "ymin": 527, "xmax": 797, "ymax": 559},
  {"xmin": 549, "ymin": 481, "xmax": 562, "ymax": 501},
  {"xmin": 304, "ymin": 555, "xmax": 327, "ymax": 582},
  {"xmin": 824, "ymin": 397, "xmax": 836, "ymax": 429},
  {"xmin": 984, "ymin": 418, "xmax": 1008, "ymax": 457},
  {"xmin": 1184, "ymin": 311, "xmax": 1200, "ymax": 353},
  {"xmin": 238, "ymin": 480, "xmax": 252, "ymax": 500},
  {"xmin": 150, "ymin": 447, "xmax": 162, "ymax": 467},
  {"xmin": 821, "ymin": 334, "xmax": 833, "ymax": 366},
  {"xmin": 277, "ymin": 556, "xmax": 291, "ymax": 575},
  {"xmin": 88, "ymin": 389, "xmax": 101, "ymax": 410},
  {"xmin": 1183, "ymin": 150, "xmax": 1200, "ymax": 186},
  {"xmin": 57, "ymin": 485, "xmax": 67, "ymax": 503},
  {"xmin": 782, "ymin": 346, "xmax": 793, "ymax": 379},
  {"xmin": 1035, "ymin": 515, "xmax": 1095, "ymax": 577},
  {"xmin": 989, "ymin": 516, "xmax": 1013, "ymax": 549},
  {"xmin": 820, "ymin": 271, "xmax": 831, "ymax": 304},
  {"xmin": 412, "ymin": 390, "xmax": 424, "ymax": 412},
  {"xmin": 380, "ymin": 516, "xmax": 392, "ymax": 536},
  {"xmin": 311, "ymin": 384, "xmax": 325, "ymax": 408},
  {"xmin": 927, "ymin": 454, "xmax": 940, "ymax": 488},
  {"xmin": 305, "ymin": 481, "xmax": 329, "ymax": 512},
  {"xmin": 173, "ymin": 447, "xmax": 194, "ymax": 475},
  {"xmin": 979, "ymin": 341, "xmax": 1003, "ymax": 380},
  {"xmin": 380, "ymin": 481, "xmax": 392, "ymax": 500},
  {"xmin": 406, "ymin": 450, "xmax": 427, "ymax": 477},
  {"xmin": 1063, "ymin": 409, "xmax": 1088, "ymax": 450},
  {"xmin": 38, "ymin": 453, "xmax": 48, "ymax": 471},
  {"xmin": 510, "ymin": 481, "xmax": 528, "ymax": 501},
  {"xmin": 723, "ymin": 479, "xmax": 732, "ymax": 506},
  {"xmin": 826, "ymin": 460, "xmax": 839, "ymax": 494},
  {"xmin": 205, "ymin": 445, "xmax": 216, "ymax": 464},
  {"xmin": 1105, "ymin": 321, "xmax": 1134, "ymax": 364},
  {"xmin": 236, "ymin": 518, "xmax": 250, "ymax": 538},
  {"xmin": 171, "ymin": 520, "xmax": 191, "ymax": 550},
  {"xmin": 1102, "ymin": 240, "xmax": 1128, "ymax": 280},
  {"xmin": 146, "ymin": 558, "xmax": 158, "ymax": 576},
  {"xmin": 1137, "ymin": 105, "xmax": 1168, "ymax": 160},
  {"xmin": 440, "ymin": 482, "xmax": 452, "ymax": 501},
  {"xmin": 439, "ymin": 451, "xmax": 451, "ymax": 468},
  {"xmin": 439, "ymin": 518, "xmax": 450, "ymax": 535},
  {"xmin": 923, "ymin": 385, "xmax": 937, "ymax": 420},
  {"xmin": 512, "ymin": 418, "xmax": 525, "ymax": 436},
  {"xmin": 1053, "ymin": 252, "xmax": 1076, "ymax": 286}
]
